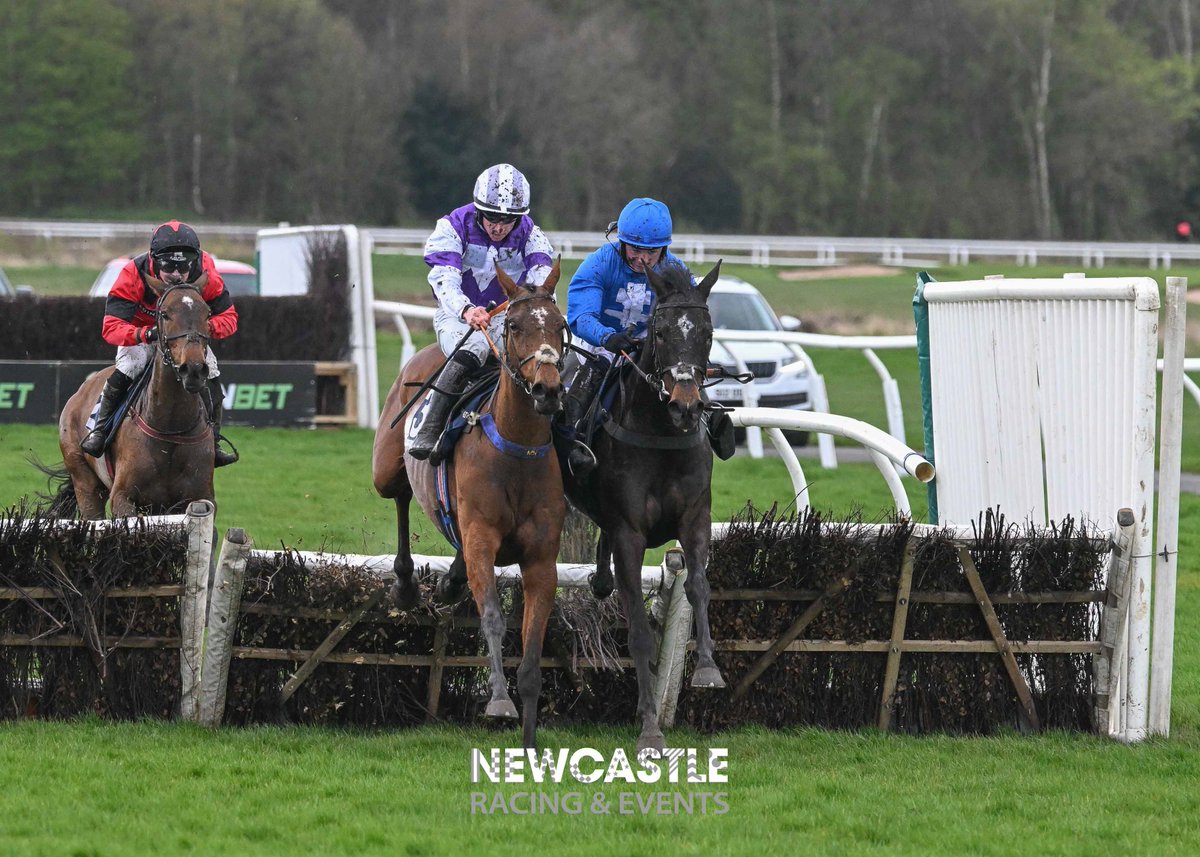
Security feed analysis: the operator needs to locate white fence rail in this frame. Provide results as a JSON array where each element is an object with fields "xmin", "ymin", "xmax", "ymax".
[{"xmin": 8, "ymin": 218, "xmax": 1200, "ymax": 269}]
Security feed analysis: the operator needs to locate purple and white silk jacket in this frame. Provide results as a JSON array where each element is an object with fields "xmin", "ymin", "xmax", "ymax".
[{"xmin": 423, "ymin": 204, "xmax": 555, "ymax": 317}]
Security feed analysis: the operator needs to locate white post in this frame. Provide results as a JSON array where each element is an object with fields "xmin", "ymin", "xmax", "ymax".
[
  {"xmin": 727, "ymin": 351, "xmax": 763, "ymax": 458},
  {"xmin": 1124, "ymin": 285, "xmax": 1162, "ymax": 742},
  {"xmin": 810, "ymin": 372, "xmax": 838, "ymax": 469},
  {"xmin": 1149, "ymin": 277, "xmax": 1187, "ymax": 735},
  {"xmin": 179, "ymin": 500, "xmax": 215, "ymax": 723},
  {"xmin": 200, "ymin": 528, "xmax": 253, "ymax": 727},
  {"xmin": 862, "ymin": 347, "xmax": 907, "ymax": 449}
]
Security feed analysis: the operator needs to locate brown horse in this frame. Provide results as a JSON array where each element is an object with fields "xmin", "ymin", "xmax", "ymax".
[
  {"xmin": 372, "ymin": 260, "xmax": 566, "ymax": 747},
  {"xmin": 57, "ymin": 283, "xmax": 216, "ymax": 519}
]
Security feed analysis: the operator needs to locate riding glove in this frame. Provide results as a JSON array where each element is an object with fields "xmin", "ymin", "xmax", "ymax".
[{"xmin": 604, "ymin": 331, "xmax": 637, "ymax": 354}]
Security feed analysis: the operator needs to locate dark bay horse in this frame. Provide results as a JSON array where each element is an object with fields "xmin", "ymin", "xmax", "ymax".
[
  {"xmin": 57, "ymin": 283, "xmax": 216, "ymax": 519},
  {"xmin": 372, "ymin": 261, "xmax": 567, "ymax": 747},
  {"xmin": 564, "ymin": 260, "xmax": 726, "ymax": 751}
]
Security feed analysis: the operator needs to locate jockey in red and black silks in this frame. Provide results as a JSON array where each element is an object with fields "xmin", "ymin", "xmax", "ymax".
[
  {"xmin": 80, "ymin": 220, "xmax": 240, "ymax": 466},
  {"xmin": 101, "ymin": 250, "xmax": 238, "ymax": 347}
]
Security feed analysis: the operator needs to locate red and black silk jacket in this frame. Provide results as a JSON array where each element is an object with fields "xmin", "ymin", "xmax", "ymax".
[{"xmin": 100, "ymin": 252, "xmax": 239, "ymax": 347}]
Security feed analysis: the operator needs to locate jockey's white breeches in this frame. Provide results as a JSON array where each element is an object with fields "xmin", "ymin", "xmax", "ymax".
[{"xmin": 115, "ymin": 343, "xmax": 220, "ymax": 378}]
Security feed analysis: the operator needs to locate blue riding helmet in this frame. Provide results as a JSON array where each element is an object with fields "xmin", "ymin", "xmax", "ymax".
[{"xmin": 616, "ymin": 198, "xmax": 672, "ymax": 248}]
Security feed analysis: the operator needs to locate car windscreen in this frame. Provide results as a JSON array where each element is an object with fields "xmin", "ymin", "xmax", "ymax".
[
  {"xmin": 220, "ymin": 272, "xmax": 258, "ymax": 296},
  {"xmin": 709, "ymin": 292, "xmax": 780, "ymax": 331}
]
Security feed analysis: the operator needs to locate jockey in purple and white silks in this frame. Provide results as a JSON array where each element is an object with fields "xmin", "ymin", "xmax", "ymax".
[{"xmin": 409, "ymin": 163, "xmax": 556, "ymax": 462}]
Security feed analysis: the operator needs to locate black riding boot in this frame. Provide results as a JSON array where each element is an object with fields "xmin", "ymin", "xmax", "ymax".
[
  {"xmin": 80, "ymin": 370, "xmax": 133, "ymax": 457},
  {"xmin": 562, "ymin": 360, "xmax": 607, "ymax": 477},
  {"xmin": 408, "ymin": 352, "xmax": 479, "ymax": 463},
  {"xmin": 707, "ymin": 407, "xmax": 737, "ymax": 460},
  {"xmin": 204, "ymin": 379, "xmax": 240, "ymax": 467}
]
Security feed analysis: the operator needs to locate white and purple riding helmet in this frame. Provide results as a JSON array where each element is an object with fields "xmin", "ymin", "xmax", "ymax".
[{"xmin": 473, "ymin": 163, "xmax": 531, "ymax": 216}]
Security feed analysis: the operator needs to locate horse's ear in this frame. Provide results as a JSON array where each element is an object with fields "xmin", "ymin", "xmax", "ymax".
[
  {"xmin": 645, "ymin": 265, "xmax": 665, "ymax": 298},
  {"xmin": 696, "ymin": 259, "xmax": 722, "ymax": 300},
  {"xmin": 535, "ymin": 256, "xmax": 561, "ymax": 297},
  {"xmin": 192, "ymin": 273, "xmax": 210, "ymax": 291},
  {"xmin": 495, "ymin": 265, "xmax": 521, "ymax": 300}
]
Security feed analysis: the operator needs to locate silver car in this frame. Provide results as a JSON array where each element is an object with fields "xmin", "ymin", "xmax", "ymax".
[{"xmin": 706, "ymin": 276, "xmax": 812, "ymax": 446}]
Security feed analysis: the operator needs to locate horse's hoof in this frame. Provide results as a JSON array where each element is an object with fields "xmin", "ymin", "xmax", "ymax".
[
  {"xmin": 485, "ymin": 699, "xmax": 519, "ymax": 719},
  {"xmin": 388, "ymin": 576, "xmax": 419, "ymax": 610},
  {"xmin": 691, "ymin": 666, "xmax": 726, "ymax": 689},
  {"xmin": 636, "ymin": 731, "xmax": 666, "ymax": 753},
  {"xmin": 589, "ymin": 571, "xmax": 613, "ymax": 600},
  {"xmin": 435, "ymin": 574, "xmax": 468, "ymax": 604}
]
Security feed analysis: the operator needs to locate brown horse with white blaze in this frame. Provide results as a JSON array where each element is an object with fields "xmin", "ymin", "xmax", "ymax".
[
  {"xmin": 372, "ymin": 260, "xmax": 567, "ymax": 747},
  {"xmin": 57, "ymin": 283, "xmax": 216, "ymax": 519}
]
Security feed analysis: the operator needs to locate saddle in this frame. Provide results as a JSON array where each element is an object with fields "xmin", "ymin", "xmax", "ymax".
[
  {"xmin": 85, "ymin": 368, "xmax": 153, "ymax": 456},
  {"xmin": 425, "ymin": 363, "xmax": 501, "ymax": 464}
]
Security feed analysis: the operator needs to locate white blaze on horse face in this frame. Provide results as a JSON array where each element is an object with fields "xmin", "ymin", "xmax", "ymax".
[
  {"xmin": 182, "ymin": 296, "xmax": 195, "ymax": 309},
  {"xmin": 677, "ymin": 314, "xmax": 695, "ymax": 339},
  {"xmin": 531, "ymin": 306, "xmax": 549, "ymax": 328}
]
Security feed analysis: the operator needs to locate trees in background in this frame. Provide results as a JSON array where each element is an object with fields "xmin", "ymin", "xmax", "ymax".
[{"xmin": 4, "ymin": 0, "xmax": 1200, "ymax": 241}]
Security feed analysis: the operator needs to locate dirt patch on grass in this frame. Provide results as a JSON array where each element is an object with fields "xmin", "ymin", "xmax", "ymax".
[
  {"xmin": 779, "ymin": 264, "xmax": 901, "ymax": 281},
  {"xmin": 802, "ymin": 311, "xmax": 915, "ymax": 336}
]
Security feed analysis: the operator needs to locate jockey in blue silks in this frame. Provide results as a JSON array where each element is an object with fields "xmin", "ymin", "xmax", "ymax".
[
  {"xmin": 408, "ymin": 163, "xmax": 556, "ymax": 462},
  {"xmin": 561, "ymin": 197, "xmax": 698, "ymax": 476}
]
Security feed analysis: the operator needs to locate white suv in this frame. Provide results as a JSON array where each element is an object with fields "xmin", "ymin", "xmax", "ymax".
[{"xmin": 706, "ymin": 276, "xmax": 812, "ymax": 446}]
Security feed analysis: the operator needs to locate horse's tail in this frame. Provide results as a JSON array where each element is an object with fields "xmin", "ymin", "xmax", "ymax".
[{"xmin": 29, "ymin": 457, "xmax": 79, "ymax": 519}]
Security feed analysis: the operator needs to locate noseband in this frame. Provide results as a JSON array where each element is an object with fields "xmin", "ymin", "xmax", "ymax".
[
  {"xmin": 155, "ymin": 283, "xmax": 211, "ymax": 381},
  {"xmin": 500, "ymin": 293, "xmax": 570, "ymax": 397}
]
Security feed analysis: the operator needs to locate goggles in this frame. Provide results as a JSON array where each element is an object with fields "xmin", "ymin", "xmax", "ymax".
[
  {"xmin": 154, "ymin": 250, "xmax": 198, "ymax": 273},
  {"xmin": 480, "ymin": 210, "xmax": 520, "ymax": 225}
]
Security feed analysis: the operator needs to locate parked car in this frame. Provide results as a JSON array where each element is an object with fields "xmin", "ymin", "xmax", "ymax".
[
  {"xmin": 0, "ymin": 266, "xmax": 34, "ymax": 297},
  {"xmin": 89, "ymin": 256, "xmax": 258, "ymax": 297},
  {"xmin": 706, "ymin": 276, "xmax": 811, "ymax": 446}
]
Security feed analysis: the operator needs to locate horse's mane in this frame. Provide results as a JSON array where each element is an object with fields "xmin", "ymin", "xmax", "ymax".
[{"xmin": 654, "ymin": 262, "xmax": 695, "ymax": 298}]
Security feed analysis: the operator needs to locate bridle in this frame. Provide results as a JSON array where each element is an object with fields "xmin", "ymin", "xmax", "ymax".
[
  {"xmin": 497, "ymin": 292, "xmax": 570, "ymax": 398},
  {"xmin": 154, "ymin": 283, "xmax": 211, "ymax": 383},
  {"xmin": 636, "ymin": 299, "xmax": 712, "ymax": 402}
]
